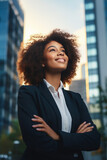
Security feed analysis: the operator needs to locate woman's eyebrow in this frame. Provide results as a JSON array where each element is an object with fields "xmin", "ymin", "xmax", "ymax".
[
  {"xmin": 61, "ymin": 46, "xmax": 65, "ymax": 49},
  {"xmin": 47, "ymin": 46, "xmax": 64, "ymax": 50},
  {"xmin": 47, "ymin": 46, "xmax": 56, "ymax": 50}
]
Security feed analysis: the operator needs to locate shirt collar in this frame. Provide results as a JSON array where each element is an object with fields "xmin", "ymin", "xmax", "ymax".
[{"xmin": 43, "ymin": 78, "xmax": 63, "ymax": 93}]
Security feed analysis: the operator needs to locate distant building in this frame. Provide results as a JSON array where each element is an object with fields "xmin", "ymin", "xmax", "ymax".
[
  {"xmin": 81, "ymin": 64, "xmax": 86, "ymax": 79},
  {"xmin": 84, "ymin": 1, "xmax": 107, "ymax": 159},
  {"xmin": 0, "ymin": 0, "xmax": 24, "ymax": 133},
  {"xmin": 69, "ymin": 79, "xmax": 87, "ymax": 103},
  {"xmin": 69, "ymin": 63, "xmax": 88, "ymax": 103},
  {"xmin": 84, "ymin": 0, "xmax": 107, "ymax": 104}
]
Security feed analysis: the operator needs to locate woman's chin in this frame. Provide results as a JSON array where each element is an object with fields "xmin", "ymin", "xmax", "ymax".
[{"xmin": 52, "ymin": 68, "xmax": 67, "ymax": 73}]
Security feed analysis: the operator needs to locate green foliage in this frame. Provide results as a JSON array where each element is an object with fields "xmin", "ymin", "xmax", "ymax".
[
  {"xmin": 8, "ymin": 120, "xmax": 22, "ymax": 141},
  {"xmin": 0, "ymin": 132, "xmax": 13, "ymax": 153},
  {"xmin": 0, "ymin": 119, "xmax": 26, "ymax": 155}
]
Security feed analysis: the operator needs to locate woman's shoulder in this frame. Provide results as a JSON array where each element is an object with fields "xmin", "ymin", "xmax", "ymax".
[
  {"xmin": 18, "ymin": 85, "xmax": 38, "ymax": 95},
  {"xmin": 64, "ymin": 89, "xmax": 81, "ymax": 99}
]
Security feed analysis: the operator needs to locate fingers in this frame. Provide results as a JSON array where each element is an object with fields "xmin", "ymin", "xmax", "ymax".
[
  {"xmin": 32, "ymin": 115, "xmax": 45, "ymax": 124},
  {"xmin": 31, "ymin": 115, "xmax": 47, "ymax": 131},
  {"xmin": 31, "ymin": 115, "xmax": 59, "ymax": 140},
  {"xmin": 80, "ymin": 126, "xmax": 94, "ymax": 133},
  {"xmin": 32, "ymin": 124, "xmax": 44, "ymax": 128},
  {"xmin": 33, "ymin": 115, "xmax": 42, "ymax": 119},
  {"xmin": 36, "ymin": 128, "xmax": 46, "ymax": 131},
  {"xmin": 77, "ymin": 121, "xmax": 86, "ymax": 131},
  {"xmin": 32, "ymin": 118, "xmax": 44, "ymax": 123},
  {"xmin": 85, "ymin": 127, "xmax": 94, "ymax": 132},
  {"xmin": 80, "ymin": 123, "xmax": 91, "ymax": 131},
  {"xmin": 77, "ymin": 122, "xmax": 94, "ymax": 133}
]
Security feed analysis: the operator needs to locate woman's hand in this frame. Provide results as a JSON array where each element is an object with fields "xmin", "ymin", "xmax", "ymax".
[
  {"xmin": 31, "ymin": 115, "xmax": 60, "ymax": 140},
  {"xmin": 76, "ymin": 121, "xmax": 94, "ymax": 133}
]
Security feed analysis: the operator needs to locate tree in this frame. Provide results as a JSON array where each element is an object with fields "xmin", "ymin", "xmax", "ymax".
[{"xmin": 0, "ymin": 119, "xmax": 25, "ymax": 158}]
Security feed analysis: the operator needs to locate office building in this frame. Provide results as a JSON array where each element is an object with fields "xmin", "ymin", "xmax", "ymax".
[
  {"xmin": 84, "ymin": 1, "xmax": 107, "ymax": 159},
  {"xmin": 84, "ymin": 0, "xmax": 107, "ymax": 104},
  {"xmin": 0, "ymin": 0, "xmax": 24, "ymax": 133},
  {"xmin": 69, "ymin": 79, "xmax": 87, "ymax": 102}
]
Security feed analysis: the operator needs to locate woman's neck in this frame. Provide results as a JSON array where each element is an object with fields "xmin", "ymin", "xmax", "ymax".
[{"xmin": 45, "ymin": 72, "xmax": 61, "ymax": 91}]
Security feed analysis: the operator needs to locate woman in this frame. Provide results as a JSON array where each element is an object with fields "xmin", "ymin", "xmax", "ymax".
[{"xmin": 17, "ymin": 29, "xmax": 100, "ymax": 160}]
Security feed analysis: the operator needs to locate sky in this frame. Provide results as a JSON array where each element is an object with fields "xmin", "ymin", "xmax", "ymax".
[{"xmin": 19, "ymin": 0, "xmax": 87, "ymax": 80}]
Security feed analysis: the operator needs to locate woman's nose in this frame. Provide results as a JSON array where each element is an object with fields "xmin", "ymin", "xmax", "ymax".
[{"xmin": 57, "ymin": 52, "xmax": 64, "ymax": 56}]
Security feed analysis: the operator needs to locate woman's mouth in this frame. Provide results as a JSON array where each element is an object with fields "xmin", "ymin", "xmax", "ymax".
[{"xmin": 55, "ymin": 58, "xmax": 65, "ymax": 63}]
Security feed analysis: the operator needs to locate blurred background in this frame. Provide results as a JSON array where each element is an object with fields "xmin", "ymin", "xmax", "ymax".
[{"xmin": 0, "ymin": 0, "xmax": 107, "ymax": 159}]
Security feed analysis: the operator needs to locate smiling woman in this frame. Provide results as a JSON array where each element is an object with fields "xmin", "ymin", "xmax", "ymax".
[
  {"xmin": 17, "ymin": 29, "xmax": 100, "ymax": 160},
  {"xmin": 43, "ymin": 41, "xmax": 69, "ymax": 73},
  {"xmin": 17, "ymin": 29, "xmax": 80, "ymax": 86}
]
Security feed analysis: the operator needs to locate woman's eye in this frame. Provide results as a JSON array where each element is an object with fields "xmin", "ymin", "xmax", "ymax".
[
  {"xmin": 61, "ymin": 50, "xmax": 65, "ymax": 53},
  {"xmin": 49, "ymin": 49, "xmax": 55, "ymax": 52}
]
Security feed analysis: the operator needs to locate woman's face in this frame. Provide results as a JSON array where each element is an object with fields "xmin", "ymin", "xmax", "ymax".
[{"xmin": 43, "ymin": 41, "xmax": 69, "ymax": 73}]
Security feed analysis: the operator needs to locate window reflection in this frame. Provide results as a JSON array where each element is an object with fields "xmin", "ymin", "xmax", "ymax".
[
  {"xmin": 88, "ymin": 61, "xmax": 98, "ymax": 69},
  {"xmin": 87, "ymin": 48, "xmax": 97, "ymax": 56},
  {"xmin": 85, "ymin": 3, "xmax": 94, "ymax": 10},
  {"xmin": 89, "ymin": 75, "xmax": 99, "ymax": 83},
  {"xmin": 86, "ymin": 13, "xmax": 95, "ymax": 21},
  {"xmin": 87, "ymin": 36, "xmax": 96, "ymax": 44},
  {"xmin": 86, "ymin": 24, "xmax": 95, "ymax": 32},
  {"xmin": 89, "ymin": 88, "xmax": 99, "ymax": 97}
]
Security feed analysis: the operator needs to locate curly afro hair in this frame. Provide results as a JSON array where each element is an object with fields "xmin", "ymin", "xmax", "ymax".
[{"xmin": 17, "ymin": 29, "xmax": 80, "ymax": 86}]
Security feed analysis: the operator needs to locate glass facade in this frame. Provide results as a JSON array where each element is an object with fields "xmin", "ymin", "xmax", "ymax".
[
  {"xmin": 85, "ymin": 13, "xmax": 95, "ymax": 20},
  {"xmin": 84, "ymin": 1, "xmax": 107, "ymax": 159},
  {"xmin": 0, "ymin": 0, "xmax": 24, "ymax": 133},
  {"xmin": 85, "ymin": 2, "xmax": 94, "ymax": 9},
  {"xmin": 104, "ymin": 0, "xmax": 107, "ymax": 38},
  {"xmin": 84, "ymin": 0, "xmax": 100, "ymax": 104},
  {"xmin": 86, "ymin": 24, "xmax": 96, "ymax": 32}
]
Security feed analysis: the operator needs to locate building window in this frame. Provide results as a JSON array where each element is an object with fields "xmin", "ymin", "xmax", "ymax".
[
  {"xmin": 88, "ymin": 61, "xmax": 98, "ymax": 69},
  {"xmin": 89, "ymin": 88, "xmax": 99, "ymax": 98},
  {"xmin": 85, "ymin": 3, "xmax": 94, "ymax": 10},
  {"xmin": 88, "ymin": 55, "xmax": 97, "ymax": 62},
  {"xmin": 87, "ymin": 36, "xmax": 96, "ymax": 44},
  {"xmin": 87, "ymin": 48, "xmax": 97, "ymax": 56},
  {"xmin": 86, "ymin": 24, "xmax": 96, "ymax": 32},
  {"xmin": 89, "ymin": 75, "xmax": 99, "ymax": 83},
  {"xmin": 88, "ymin": 68, "xmax": 98, "ymax": 75},
  {"xmin": 86, "ymin": 13, "xmax": 95, "ymax": 21},
  {"xmin": 89, "ymin": 82, "xmax": 99, "ymax": 88}
]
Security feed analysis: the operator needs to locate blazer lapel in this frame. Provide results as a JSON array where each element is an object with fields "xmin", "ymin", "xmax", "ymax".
[
  {"xmin": 38, "ymin": 81, "xmax": 62, "ymax": 130},
  {"xmin": 62, "ymin": 88, "xmax": 79, "ymax": 133}
]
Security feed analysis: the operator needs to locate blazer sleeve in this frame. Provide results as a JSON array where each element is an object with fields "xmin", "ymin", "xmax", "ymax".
[
  {"xmin": 18, "ymin": 85, "xmax": 61, "ymax": 153},
  {"xmin": 58, "ymin": 93, "xmax": 101, "ymax": 151}
]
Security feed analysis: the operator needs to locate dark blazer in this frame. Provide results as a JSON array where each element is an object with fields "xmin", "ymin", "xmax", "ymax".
[{"xmin": 18, "ymin": 80, "xmax": 100, "ymax": 160}]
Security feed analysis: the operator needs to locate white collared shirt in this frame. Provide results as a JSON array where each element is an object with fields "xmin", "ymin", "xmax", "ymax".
[{"xmin": 43, "ymin": 79, "xmax": 72, "ymax": 133}]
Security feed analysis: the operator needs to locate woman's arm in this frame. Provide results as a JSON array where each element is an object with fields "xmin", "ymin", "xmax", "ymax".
[
  {"xmin": 18, "ymin": 86, "xmax": 100, "ymax": 152},
  {"xmin": 31, "ymin": 116, "xmax": 94, "ymax": 138},
  {"xmin": 18, "ymin": 86, "xmax": 61, "ymax": 152},
  {"xmin": 31, "ymin": 115, "xmax": 94, "ymax": 140},
  {"xmin": 57, "ymin": 93, "xmax": 101, "ymax": 151},
  {"xmin": 31, "ymin": 91, "xmax": 100, "ymax": 151},
  {"xmin": 32, "ymin": 115, "xmax": 60, "ymax": 140}
]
